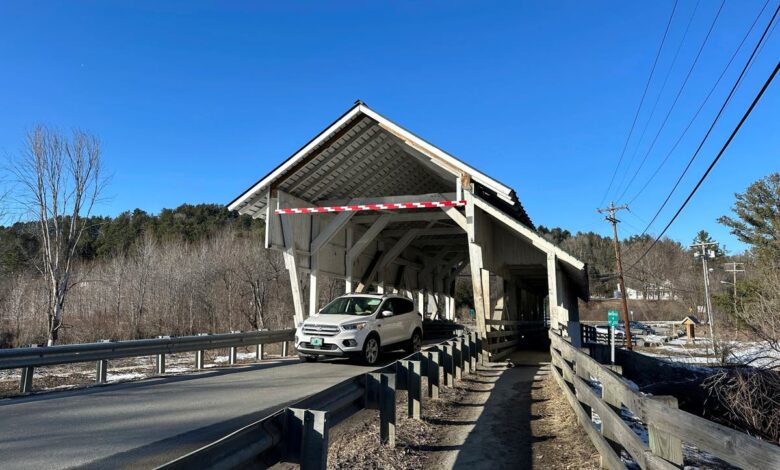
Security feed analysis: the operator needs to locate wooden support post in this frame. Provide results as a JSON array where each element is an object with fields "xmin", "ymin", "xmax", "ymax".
[
  {"xmin": 379, "ymin": 372, "xmax": 396, "ymax": 447},
  {"xmin": 407, "ymin": 360, "xmax": 422, "ymax": 419},
  {"xmin": 196, "ymin": 350, "xmax": 205, "ymax": 370},
  {"xmin": 279, "ymin": 199, "xmax": 306, "ymax": 326},
  {"xmin": 20, "ymin": 367, "xmax": 34, "ymax": 394},
  {"xmin": 156, "ymin": 354, "xmax": 166, "ymax": 374},
  {"xmin": 465, "ymin": 191, "xmax": 488, "ymax": 357},
  {"xmin": 425, "ymin": 351, "xmax": 440, "ymax": 399},
  {"xmin": 96, "ymin": 359, "xmax": 108, "ymax": 384},
  {"xmin": 648, "ymin": 396, "xmax": 684, "ymax": 466},
  {"xmin": 345, "ymin": 225, "xmax": 354, "ymax": 293}
]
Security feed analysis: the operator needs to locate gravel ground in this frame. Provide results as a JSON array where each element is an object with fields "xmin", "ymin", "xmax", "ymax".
[{"xmin": 325, "ymin": 351, "xmax": 600, "ymax": 469}]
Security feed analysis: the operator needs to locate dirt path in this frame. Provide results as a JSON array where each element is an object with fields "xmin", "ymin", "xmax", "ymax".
[{"xmin": 327, "ymin": 351, "xmax": 600, "ymax": 469}]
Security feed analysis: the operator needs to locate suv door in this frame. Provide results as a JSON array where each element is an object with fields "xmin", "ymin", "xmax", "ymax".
[
  {"xmin": 392, "ymin": 298, "xmax": 416, "ymax": 342},
  {"xmin": 377, "ymin": 299, "xmax": 404, "ymax": 345}
]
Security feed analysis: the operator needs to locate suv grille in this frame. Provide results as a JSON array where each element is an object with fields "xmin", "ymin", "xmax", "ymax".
[{"xmin": 302, "ymin": 323, "xmax": 340, "ymax": 337}]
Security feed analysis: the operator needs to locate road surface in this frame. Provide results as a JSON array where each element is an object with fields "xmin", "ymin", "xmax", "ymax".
[{"xmin": 0, "ymin": 355, "xmax": 404, "ymax": 469}]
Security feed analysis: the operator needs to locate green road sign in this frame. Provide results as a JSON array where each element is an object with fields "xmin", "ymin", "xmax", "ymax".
[{"xmin": 608, "ymin": 309, "xmax": 619, "ymax": 327}]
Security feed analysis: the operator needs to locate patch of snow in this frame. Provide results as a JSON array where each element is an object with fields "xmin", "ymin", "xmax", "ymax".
[
  {"xmin": 106, "ymin": 372, "xmax": 146, "ymax": 382},
  {"xmin": 642, "ymin": 334, "xmax": 670, "ymax": 343},
  {"xmin": 591, "ymin": 411, "xmax": 602, "ymax": 431}
]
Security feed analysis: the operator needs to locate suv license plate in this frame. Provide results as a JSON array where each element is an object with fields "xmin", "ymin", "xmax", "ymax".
[{"xmin": 310, "ymin": 337, "xmax": 323, "ymax": 346}]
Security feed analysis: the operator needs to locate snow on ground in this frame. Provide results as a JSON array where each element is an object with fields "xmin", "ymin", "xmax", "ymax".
[
  {"xmin": 106, "ymin": 372, "xmax": 146, "ymax": 382},
  {"xmin": 640, "ymin": 338, "xmax": 780, "ymax": 369}
]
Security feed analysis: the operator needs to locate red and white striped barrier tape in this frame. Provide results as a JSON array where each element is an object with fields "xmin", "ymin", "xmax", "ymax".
[{"xmin": 274, "ymin": 200, "xmax": 466, "ymax": 215}]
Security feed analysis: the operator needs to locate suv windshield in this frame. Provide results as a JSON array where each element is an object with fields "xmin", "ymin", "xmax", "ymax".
[{"xmin": 319, "ymin": 296, "xmax": 382, "ymax": 316}]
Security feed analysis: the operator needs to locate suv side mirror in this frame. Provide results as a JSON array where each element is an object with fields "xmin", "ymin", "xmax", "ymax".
[{"xmin": 381, "ymin": 310, "xmax": 394, "ymax": 318}]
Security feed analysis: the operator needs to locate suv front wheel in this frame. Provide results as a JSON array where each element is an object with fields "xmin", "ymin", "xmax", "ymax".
[{"xmin": 362, "ymin": 336, "xmax": 380, "ymax": 365}]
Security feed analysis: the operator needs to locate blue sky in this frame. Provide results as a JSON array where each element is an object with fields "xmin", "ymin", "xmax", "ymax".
[{"xmin": 0, "ymin": 1, "xmax": 777, "ymax": 253}]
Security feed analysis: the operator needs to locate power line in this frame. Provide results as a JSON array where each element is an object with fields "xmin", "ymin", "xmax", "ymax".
[
  {"xmin": 628, "ymin": 59, "xmax": 780, "ymax": 268},
  {"xmin": 613, "ymin": 0, "xmax": 703, "ymax": 201},
  {"xmin": 627, "ymin": 0, "xmax": 772, "ymax": 205},
  {"xmin": 615, "ymin": 0, "xmax": 725, "ymax": 202},
  {"xmin": 634, "ymin": 3, "xmax": 780, "ymax": 238},
  {"xmin": 598, "ymin": 0, "xmax": 679, "ymax": 207}
]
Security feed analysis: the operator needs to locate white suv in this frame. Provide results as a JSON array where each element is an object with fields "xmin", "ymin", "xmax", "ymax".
[{"xmin": 295, "ymin": 294, "xmax": 423, "ymax": 365}]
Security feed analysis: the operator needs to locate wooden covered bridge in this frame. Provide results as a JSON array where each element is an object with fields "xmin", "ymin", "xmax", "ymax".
[{"xmin": 228, "ymin": 102, "xmax": 589, "ymax": 358}]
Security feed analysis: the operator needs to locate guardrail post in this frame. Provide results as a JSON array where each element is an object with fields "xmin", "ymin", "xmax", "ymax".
[
  {"xmin": 469, "ymin": 332, "xmax": 478, "ymax": 371},
  {"xmin": 648, "ymin": 396, "xmax": 684, "ymax": 466},
  {"xmin": 20, "ymin": 366, "xmax": 34, "ymax": 394},
  {"xmin": 379, "ymin": 372, "xmax": 396, "ymax": 447},
  {"xmin": 425, "ymin": 351, "xmax": 440, "ymax": 399},
  {"xmin": 156, "ymin": 353, "xmax": 166, "ymax": 374},
  {"xmin": 196, "ymin": 350, "xmax": 205, "ymax": 370},
  {"xmin": 365, "ymin": 373, "xmax": 381, "ymax": 409},
  {"xmin": 395, "ymin": 360, "xmax": 409, "ymax": 391},
  {"xmin": 407, "ymin": 360, "xmax": 421, "ymax": 419},
  {"xmin": 443, "ymin": 342, "xmax": 454, "ymax": 387},
  {"xmin": 301, "ymin": 409, "xmax": 329, "ymax": 470},
  {"xmin": 229, "ymin": 346, "xmax": 237, "ymax": 365},
  {"xmin": 462, "ymin": 336, "xmax": 471, "ymax": 375},
  {"xmin": 96, "ymin": 359, "xmax": 108, "ymax": 384},
  {"xmin": 453, "ymin": 339, "xmax": 462, "ymax": 381},
  {"xmin": 282, "ymin": 341, "xmax": 289, "ymax": 357},
  {"xmin": 256, "ymin": 343, "xmax": 264, "ymax": 361}
]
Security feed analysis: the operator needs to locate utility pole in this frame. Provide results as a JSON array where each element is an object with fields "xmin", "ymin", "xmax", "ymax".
[
  {"xmin": 597, "ymin": 201, "xmax": 633, "ymax": 350},
  {"xmin": 692, "ymin": 241, "xmax": 718, "ymax": 353},
  {"xmin": 723, "ymin": 262, "xmax": 745, "ymax": 339}
]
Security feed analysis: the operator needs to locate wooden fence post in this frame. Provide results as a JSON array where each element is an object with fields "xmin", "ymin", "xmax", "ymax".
[{"xmin": 648, "ymin": 396, "xmax": 684, "ymax": 466}]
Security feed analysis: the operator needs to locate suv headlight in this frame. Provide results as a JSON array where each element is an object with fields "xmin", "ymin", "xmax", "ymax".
[{"xmin": 342, "ymin": 321, "xmax": 367, "ymax": 331}]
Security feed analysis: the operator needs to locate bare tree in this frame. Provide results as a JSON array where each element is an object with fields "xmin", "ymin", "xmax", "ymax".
[{"xmin": 13, "ymin": 126, "xmax": 104, "ymax": 345}]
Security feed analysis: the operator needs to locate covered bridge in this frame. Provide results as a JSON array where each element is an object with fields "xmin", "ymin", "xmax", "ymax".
[{"xmin": 229, "ymin": 102, "xmax": 588, "ymax": 358}]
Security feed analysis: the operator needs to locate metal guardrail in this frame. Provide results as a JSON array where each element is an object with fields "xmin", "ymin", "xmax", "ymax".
[
  {"xmin": 0, "ymin": 329, "xmax": 296, "ymax": 394},
  {"xmin": 549, "ymin": 330, "xmax": 780, "ymax": 469},
  {"xmin": 158, "ymin": 331, "xmax": 485, "ymax": 470}
]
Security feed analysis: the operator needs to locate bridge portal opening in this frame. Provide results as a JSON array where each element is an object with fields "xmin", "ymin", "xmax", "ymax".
[{"xmin": 229, "ymin": 102, "xmax": 589, "ymax": 359}]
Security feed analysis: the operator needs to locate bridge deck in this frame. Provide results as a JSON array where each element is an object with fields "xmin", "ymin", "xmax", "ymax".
[{"xmin": 0, "ymin": 358, "xmax": 388, "ymax": 469}]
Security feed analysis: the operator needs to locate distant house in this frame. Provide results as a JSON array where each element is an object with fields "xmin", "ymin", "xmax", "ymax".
[
  {"xmin": 614, "ymin": 284, "xmax": 643, "ymax": 300},
  {"xmin": 614, "ymin": 281, "xmax": 679, "ymax": 301}
]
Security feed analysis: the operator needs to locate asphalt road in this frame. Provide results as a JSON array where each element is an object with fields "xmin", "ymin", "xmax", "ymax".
[{"xmin": 0, "ymin": 354, "xmax": 406, "ymax": 469}]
